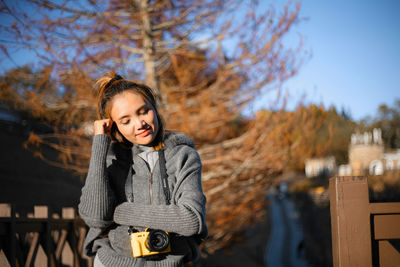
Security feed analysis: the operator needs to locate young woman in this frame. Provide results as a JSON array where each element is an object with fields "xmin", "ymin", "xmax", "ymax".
[{"xmin": 78, "ymin": 73, "xmax": 207, "ymax": 267}]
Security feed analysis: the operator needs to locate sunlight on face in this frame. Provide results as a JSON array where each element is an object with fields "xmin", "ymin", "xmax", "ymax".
[{"xmin": 110, "ymin": 91, "xmax": 159, "ymax": 145}]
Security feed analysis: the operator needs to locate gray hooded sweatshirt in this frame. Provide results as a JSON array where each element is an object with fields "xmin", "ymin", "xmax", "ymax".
[{"xmin": 78, "ymin": 132, "xmax": 207, "ymax": 267}]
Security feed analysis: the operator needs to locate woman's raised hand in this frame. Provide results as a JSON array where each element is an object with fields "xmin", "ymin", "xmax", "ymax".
[{"xmin": 94, "ymin": 119, "xmax": 114, "ymax": 136}]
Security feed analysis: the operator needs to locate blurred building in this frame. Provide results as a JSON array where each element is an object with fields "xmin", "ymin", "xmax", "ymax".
[
  {"xmin": 348, "ymin": 128, "xmax": 384, "ymax": 175},
  {"xmin": 305, "ymin": 156, "xmax": 336, "ymax": 178},
  {"xmin": 341, "ymin": 128, "xmax": 400, "ymax": 175},
  {"xmin": 305, "ymin": 128, "xmax": 400, "ymax": 177}
]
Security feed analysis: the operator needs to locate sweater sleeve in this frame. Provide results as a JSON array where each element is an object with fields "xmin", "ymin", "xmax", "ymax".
[
  {"xmin": 78, "ymin": 134, "xmax": 116, "ymax": 228},
  {"xmin": 113, "ymin": 146, "xmax": 207, "ymax": 237}
]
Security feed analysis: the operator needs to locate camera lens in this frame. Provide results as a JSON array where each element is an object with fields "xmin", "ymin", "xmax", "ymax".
[{"xmin": 147, "ymin": 230, "xmax": 170, "ymax": 252}]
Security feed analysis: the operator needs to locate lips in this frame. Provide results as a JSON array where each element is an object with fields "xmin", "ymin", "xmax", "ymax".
[{"xmin": 136, "ymin": 128, "xmax": 151, "ymax": 137}]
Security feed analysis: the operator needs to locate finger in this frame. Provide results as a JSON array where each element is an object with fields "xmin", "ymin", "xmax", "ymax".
[
  {"xmin": 104, "ymin": 119, "xmax": 114, "ymax": 132},
  {"xmin": 94, "ymin": 119, "xmax": 109, "ymax": 135}
]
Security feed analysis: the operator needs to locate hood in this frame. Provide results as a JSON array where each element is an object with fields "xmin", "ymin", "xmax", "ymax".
[
  {"xmin": 164, "ymin": 131, "xmax": 195, "ymax": 149},
  {"xmin": 128, "ymin": 131, "xmax": 195, "ymax": 156}
]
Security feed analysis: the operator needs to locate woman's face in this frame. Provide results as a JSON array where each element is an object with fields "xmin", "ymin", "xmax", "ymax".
[{"xmin": 110, "ymin": 90, "xmax": 159, "ymax": 146}]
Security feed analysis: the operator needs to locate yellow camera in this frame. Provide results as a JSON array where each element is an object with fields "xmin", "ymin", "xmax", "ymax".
[{"xmin": 130, "ymin": 228, "xmax": 171, "ymax": 258}]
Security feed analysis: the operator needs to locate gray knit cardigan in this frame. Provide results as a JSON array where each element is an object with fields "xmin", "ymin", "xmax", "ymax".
[{"xmin": 78, "ymin": 132, "xmax": 207, "ymax": 267}]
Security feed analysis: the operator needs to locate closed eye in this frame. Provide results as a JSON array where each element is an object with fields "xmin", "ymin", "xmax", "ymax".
[{"xmin": 120, "ymin": 119, "xmax": 130, "ymax": 125}]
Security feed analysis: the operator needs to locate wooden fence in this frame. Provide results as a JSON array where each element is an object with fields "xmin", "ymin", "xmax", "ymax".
[
  {"xmin": 329, "ymin": 176, "xmax": 400, "ymax": 267},
  {"xmin": 0, "ymin": 204, "xmax": 93, "ymax": 267}
]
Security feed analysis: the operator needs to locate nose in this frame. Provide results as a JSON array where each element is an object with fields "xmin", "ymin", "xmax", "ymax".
[{"xmin": 134, "ymin": 117, "xmax": 146, "ymax": 129}]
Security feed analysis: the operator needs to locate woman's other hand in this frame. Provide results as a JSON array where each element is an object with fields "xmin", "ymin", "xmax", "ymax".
[{"xmin": 94, "ymin": 119, "xmax": 113, "ymax": 136}]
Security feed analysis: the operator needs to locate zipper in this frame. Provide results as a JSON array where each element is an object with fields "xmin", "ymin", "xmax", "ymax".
[{"xmin": 149, "ymin": 171, "xmax": 153, "ymax": 204}]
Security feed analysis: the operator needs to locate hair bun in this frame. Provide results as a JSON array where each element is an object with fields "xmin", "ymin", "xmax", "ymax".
[{"xmin": 105, "ymin": 74, "xmax": 124, "ymax": 89}]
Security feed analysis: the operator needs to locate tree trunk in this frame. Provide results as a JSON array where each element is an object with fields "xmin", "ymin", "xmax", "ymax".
[{"xmin": 137, "ymin": 0, "xmax": 161, "ymax": 102}]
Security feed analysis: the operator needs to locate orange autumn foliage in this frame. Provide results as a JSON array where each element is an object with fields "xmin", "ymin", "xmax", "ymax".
[{"xmin": 0, "ymin": 0, "xmax": 307, "ymax": 253}]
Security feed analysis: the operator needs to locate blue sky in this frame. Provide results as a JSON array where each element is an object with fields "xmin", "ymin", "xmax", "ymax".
[
  {"xmin": 1, "ymin": 1, "xmax": 399, "ymax": 121},
  {"xmin": 275, "ymin": 0, "xmax": 400, "ymax": 120}
]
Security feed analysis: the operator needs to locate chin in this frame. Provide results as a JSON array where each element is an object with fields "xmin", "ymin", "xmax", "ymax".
[{"xmin": 134, "ymin": 136, "xmax": 155, "ymax": 146}]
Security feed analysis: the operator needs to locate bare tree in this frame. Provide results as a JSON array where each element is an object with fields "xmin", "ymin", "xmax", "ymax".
[{"xmin": 0, "ymin": 0, "xmax": 306, "ymax": 252}]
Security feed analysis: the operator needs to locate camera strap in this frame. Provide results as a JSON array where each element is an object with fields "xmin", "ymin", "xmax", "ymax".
[
  {"xmin": 125, "ymin": 149, "xmax": 171, "ymax": 205},
  {"xmin": 158, "ymin": 149, "xmax": 171, "ymax": 205}
]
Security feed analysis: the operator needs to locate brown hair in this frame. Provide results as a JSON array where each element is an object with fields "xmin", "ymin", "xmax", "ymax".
[{"xmin": 95, "ymin": 73, "xmax": 165, "ymax": 148}]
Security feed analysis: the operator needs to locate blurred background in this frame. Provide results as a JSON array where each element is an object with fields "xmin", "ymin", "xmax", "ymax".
[{"xmin": 0, "ymin": 0, "xmax": 399, "ymax": 266}]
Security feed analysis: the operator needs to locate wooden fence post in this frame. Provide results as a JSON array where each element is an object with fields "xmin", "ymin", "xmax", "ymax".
[
  {"xmin": 329, "ymin": 176, "xmax": 373, "ymax": 267},
  {"xmin": 10, "ymin": 204, "xmax": 16, "ymax": 267},
  {"xmin": 0, "ymin": 204, "xmax": 15, "ymax": 267}
]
